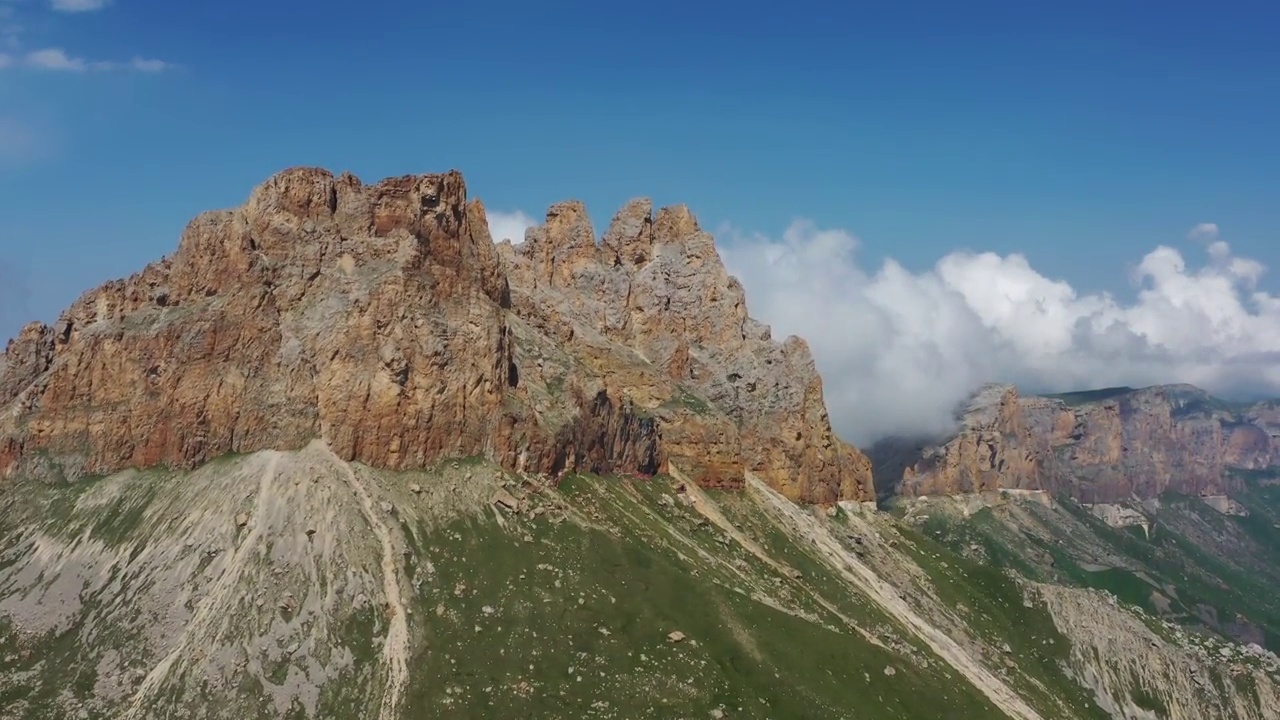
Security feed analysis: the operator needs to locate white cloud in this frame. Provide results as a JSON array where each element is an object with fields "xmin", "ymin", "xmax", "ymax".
[
  {"xmin": 717, "ymin": 221, "xmax": 1280, "ymax": 445},
  {"xmin": 487, "ymin": 210, "xmax": 536, "ymax": 244},
  {"xmin": 20, "ymin": 47, "xmax": 171, "ymax": 72},
  {"xmin": 25, "ymin": 47, "xmax": 86, "ymax": 71},
  {"xmin": 0, "ymin": 3, "xmax": 169, "ymax": 73},
  {"xmin": 128, "ymin": 56, "xmax": 168, "ymax": 73},
  {"xmin": 1188, "ymin": 222, "xmax": 1220, "ymax": 242},
  {"xmin": 50, "ymin": 0, "xmax": 109, "ymax": 12}
]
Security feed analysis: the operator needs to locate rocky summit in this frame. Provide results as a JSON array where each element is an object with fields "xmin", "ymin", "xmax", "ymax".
[
  {"xmin": 875, "ymin": 383, "xmax": 1280, "ymax": 503},
  {"xmin": 0, "ymin": 167, "xmax": 872, "ymax": 505}
]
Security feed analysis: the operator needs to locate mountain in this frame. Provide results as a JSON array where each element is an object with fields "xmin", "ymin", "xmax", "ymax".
[
  {"xmin": 871, "ymin": 382, "xmax": 1280, "ymax": 682},
  {"xmin": 873, "ymin": 383, "xmax": 1280, "ymax": 504},
  {"xmin": 2, "ymin": 167, "xmax": 1279, "ymax": 720},
  {"xmin": 0, "ymin": 167, "xmax": 871, "ymax": 505}
]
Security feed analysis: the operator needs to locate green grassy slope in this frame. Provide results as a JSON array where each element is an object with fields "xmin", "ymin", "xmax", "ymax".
[
  {"xmin": 7, "ymin": 451, "xmax": 1277, "ymax": 719},
  {"xmin": 395, "ymin": 474, "xmax": 1007, "ymax": 719},
  {"xmin": 0, "ymin": 459, "xmax": 1017, "ymax": 720},
  {"xmin": 898, "ymin": 486, "xmax": 1280, "ymax": 654}
]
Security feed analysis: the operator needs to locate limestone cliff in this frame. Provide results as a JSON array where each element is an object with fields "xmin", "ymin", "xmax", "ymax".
[
  {"xmin": 0, "ymin": 167, "xmax": 873, "ymax": 504},
  {"xmin": 884, "ymin": 384, "xmax": 1279, "ymax": 503}
]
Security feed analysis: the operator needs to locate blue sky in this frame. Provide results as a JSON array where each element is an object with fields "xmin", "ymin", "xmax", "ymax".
[{"xmin": 2, "ymin": 0, "xmax": 1279, "ymax": 435}]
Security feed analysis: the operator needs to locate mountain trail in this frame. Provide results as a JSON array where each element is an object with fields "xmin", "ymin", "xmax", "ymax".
[{"xmin": 322, "ymin": 444, "xmax": 409, "ymax": 720}]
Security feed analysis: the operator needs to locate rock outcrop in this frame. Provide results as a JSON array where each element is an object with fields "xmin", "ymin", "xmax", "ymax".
[
  {"xmin": 885, "ymin": 384, "xmax": 1280, "ymax": 503},
  {"xmin": 1, "ymin": 169, "xmax": 518, "ymax": 478},
  {"xmin": 0, "ymin": 167, "xmax": 873, "ymax": 504},
  {"xmin": 498, "ymin": 199, "xmax": 873, "ymax": 503}
]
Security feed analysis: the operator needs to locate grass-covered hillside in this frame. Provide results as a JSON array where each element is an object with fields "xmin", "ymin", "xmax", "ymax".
[{"xmin": 1, "ymin": 444, "xmax": 1278, "ymax": 719}]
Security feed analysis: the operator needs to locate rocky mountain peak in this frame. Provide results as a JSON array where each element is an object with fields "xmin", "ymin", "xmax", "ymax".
[
  {"xmin": 517, "ymin": 200, "xmax": 599, "ymax": 290},
  {"xmin": 653, "ymin": 203, "xmax": 701, "ymax": 242},
  {"xmin": 0, "ymin": 167, "xmax": 873, "ymax": 505},
  {"xmin": 601, "ymin": 198, "xmax": 654, "ymax": 268},
  {"xmin": 958, "ymin": 383, "xmax": 1020, "ymax": 430},
  {"xmin": 501, "ymin": 196, "xmax": 872, "ymax": 503}
]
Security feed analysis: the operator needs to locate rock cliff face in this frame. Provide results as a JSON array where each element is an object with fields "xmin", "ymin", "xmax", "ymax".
[
  {"xmin": 498, "ymin": 199, "xmax": 873, "ymax": 502},
  {"xmin": 0, "ymin": 167, "xmax": 873, "ymax": 504},
  {"xmin": 885, "ymin": 384, "xmax": 1280, "ymax": 503}
]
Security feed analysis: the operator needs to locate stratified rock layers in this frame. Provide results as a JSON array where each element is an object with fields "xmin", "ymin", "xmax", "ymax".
[
  {"xmin": 0, "ymin": 168, "xmax": 873, "ymax": 504},
  {"xmin": 895, "ymin": 384, "xmax": 1280, "ymax": 503}
]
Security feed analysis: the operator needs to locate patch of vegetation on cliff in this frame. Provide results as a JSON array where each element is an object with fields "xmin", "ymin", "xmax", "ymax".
[
  {"xmin": 1141, "ymin": 493, "xmax": 1280, "ymax": 645},
  {"xmin": 660, "ymin": 387, "xmax": 715, "ymax": 416},
  {"xmin": 0, "ymin": 568, "xmax": 154, "ymax": 719},
  {"xmin": 544, "ymin": 374, "xmax": 566, "ymax": 396},
  {"xmin": 1044, "ymin": 387, "xmax": 1134, "ymax": 406},
  {"xmin": 1128, "ymin": 681, "xmax": 1170, "ymax": 715},
  {"xmin": 89, "ymin": 473, "xmax": 165, "ymax": 547},
  {"xmin": 1230, "ymin": 466, "xmax": 1280, "ymax": 485},
  {"xmin": 714, "ymin": 494, "xmax": 888, "ymax": 628}
]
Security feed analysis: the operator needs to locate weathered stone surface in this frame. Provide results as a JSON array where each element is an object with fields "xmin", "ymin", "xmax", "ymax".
[
  {"xmin": 0, "ymin": 167, "xmax": 872, "ymax": 504},
  {"xmin": 888, "ymin": 384, "xmax": 1279, "ymax": 503},
  {"xmin": 1, "ymin": 169, "xmax": 517, "ymax": 479},
  {"xmin": 498, "ymin": 198, "xmax": 874, "ymax": 503},
  {"xmin": 0, "ymin": 322, "xmax": 56, "ymax": 407},
  {"xmin": 0, "ymin": 169, "xmax": 643, "ymax": 485}
]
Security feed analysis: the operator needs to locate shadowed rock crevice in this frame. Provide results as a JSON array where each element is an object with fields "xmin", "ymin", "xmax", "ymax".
[{"xmin": 548, "ymin": 389, "xmax": 662, "ymax": 478}]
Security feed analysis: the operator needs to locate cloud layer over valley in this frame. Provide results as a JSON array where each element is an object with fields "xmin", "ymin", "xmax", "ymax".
[{"xmin": 489, "ymin": 210, "xmax": 1280, "ymax": 445}]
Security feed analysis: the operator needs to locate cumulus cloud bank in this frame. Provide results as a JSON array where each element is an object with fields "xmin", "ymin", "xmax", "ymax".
[
  {"xmin": 484, "ymin": 206, "xmax": 1280, "ymax": 445},
  {"xmin": 717, "ymin": 221, "xmax": 1280, "ymax": 445}
]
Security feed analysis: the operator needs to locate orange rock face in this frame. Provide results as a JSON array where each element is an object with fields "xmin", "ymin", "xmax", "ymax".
[
  {"xmin": 0, "ymin": 167, "xmax": 874, "ymax": 503},
  {"xmin": 1, "ymin": 169, "xmax": 515, "ymax": 476},
  {"xmin": 498, "ymin": 198, "xmax": 874, "ymax": 503},
  {"xmin": 891, "ymin": 384, "xmax": 1279, "ymax": 503}
]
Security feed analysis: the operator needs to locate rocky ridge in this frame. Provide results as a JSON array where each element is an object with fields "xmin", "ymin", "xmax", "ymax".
[
  {"xmin": 880, "ymin": 383, "xmax": 1280, "ymax": 503},
  {"xmin": 498, "ymin": 198, "xmax": 872, "ymax": 502},
  {"xmin": 0, "ymin": 167, "xmax": 872, "ymax": 504}
]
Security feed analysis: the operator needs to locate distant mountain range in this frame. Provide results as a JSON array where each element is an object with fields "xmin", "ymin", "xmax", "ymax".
[{"xmin": 871, "ymin": 383, "xmax": 1280, "ymax": 504}]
